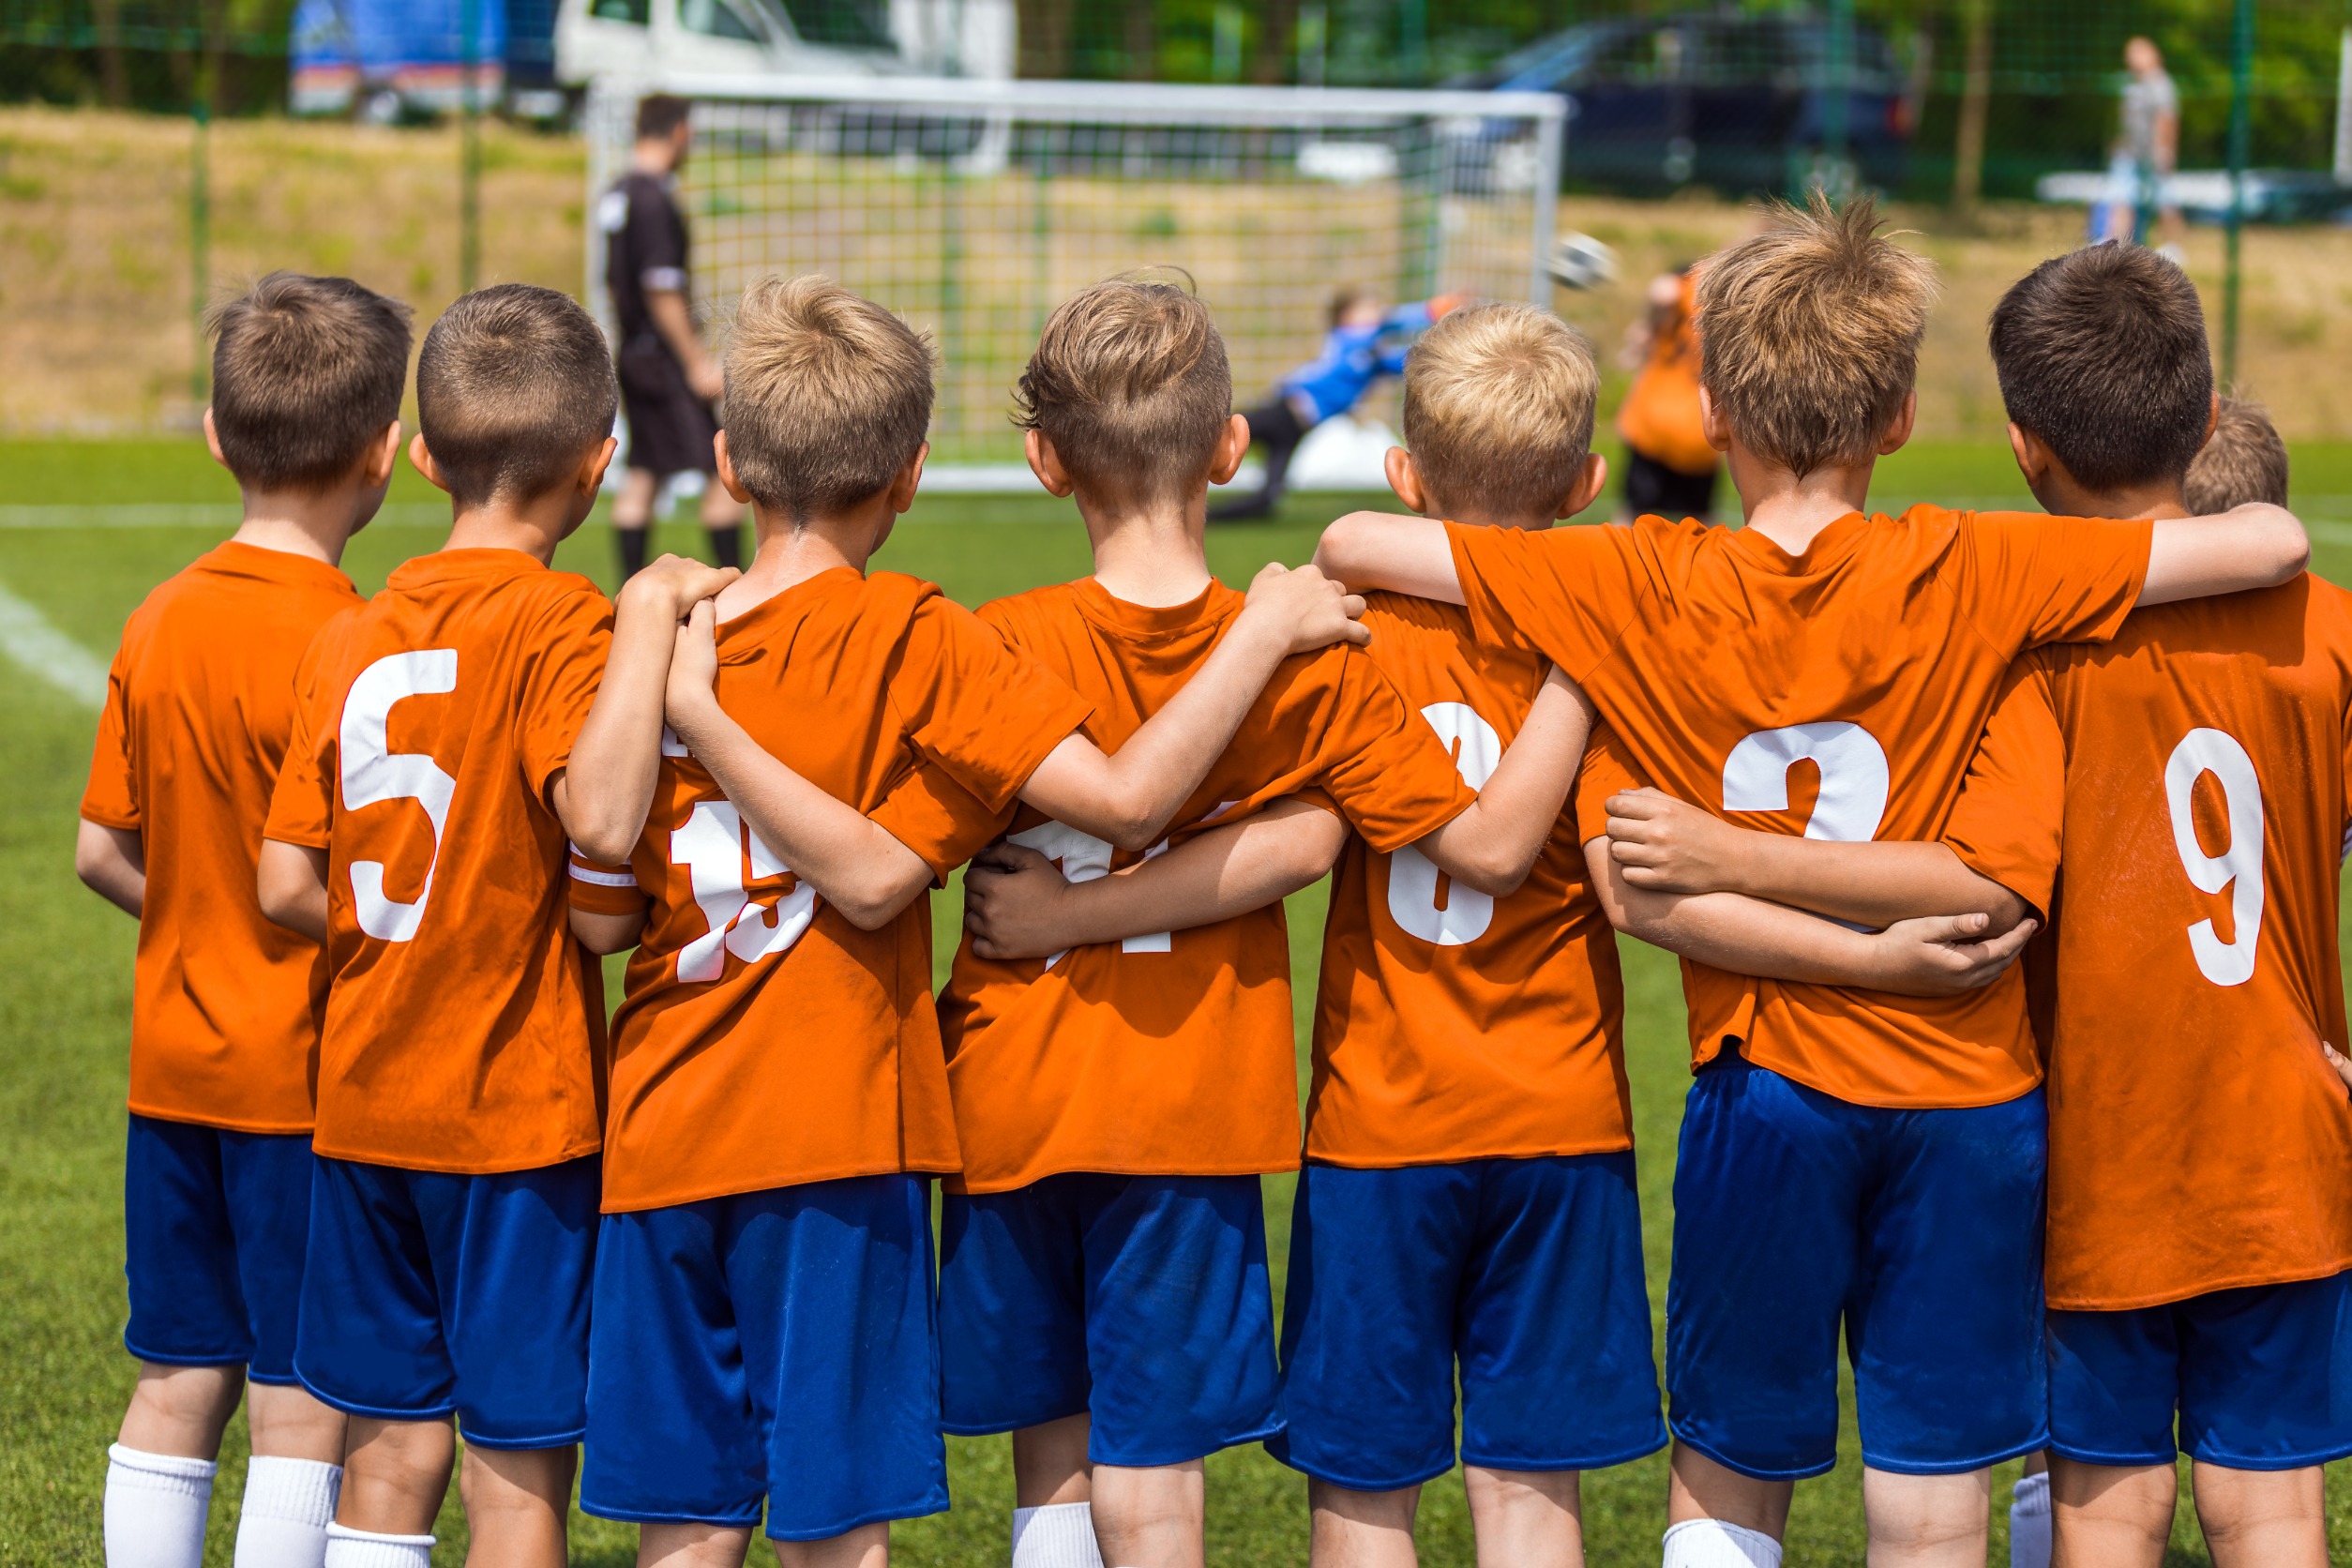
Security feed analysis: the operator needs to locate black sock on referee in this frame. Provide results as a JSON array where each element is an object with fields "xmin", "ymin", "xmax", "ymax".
[
  {"xmin": 707, "ymin": 522, "xmax": 742, "ymax": 572},
  {"xmin": 616, "ymin": 525, "xmax": 650, "ymax": 581}
]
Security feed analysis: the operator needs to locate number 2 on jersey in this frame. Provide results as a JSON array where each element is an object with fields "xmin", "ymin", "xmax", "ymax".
[{"xmin": 2164, "ymin": 727, "xmax": 2265, "ymax": 988}]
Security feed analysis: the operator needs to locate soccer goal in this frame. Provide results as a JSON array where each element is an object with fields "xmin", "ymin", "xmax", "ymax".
[{"xmin": 583, "ymin": 73, "xmax": 1566, "ymax": 490}]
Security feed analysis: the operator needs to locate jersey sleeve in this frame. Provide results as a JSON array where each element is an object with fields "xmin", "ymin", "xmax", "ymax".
[
  {"xmin": 80, "ymin": 644, "xmax": 141, "ymax": 830},
  {"xmin": 1571, "ymin": 721, "xmax": 1650, "ymax": 846},
  {"xmin": 891, "ymin": 598, "xmax": 1093, "ymax": 814},
  {"xmin": 1941, "ymin": 655, "xmax": 2065, "ymax": 916},
  {"xmin": 1961, "ymin": 511, "xmax": 2152, "ymax": 652},
  {"xmin": 1307, "ymin": 652, "xmax": 1478, "ymax": 853},
  {"xmin": 516, "ymin": 587, "xmax": 617, "ymax": 807},
  {"xmin": 1447, "ymin": 520, "xmax": 1645, "ymax": 684},
  {"xmin": 264, "ymin": 634, "xmax": 336, "ymax": 850},
  {"xmin": 566, "ymin": 843, "xmax": 647, "ymax": 917},
  {"xmin": 630, "ymin": 182, "xmax": 687, "ymax": 294},
  {"xmin": 868, "ymin": 759, "xmax": 1018, "ymax": 886}
]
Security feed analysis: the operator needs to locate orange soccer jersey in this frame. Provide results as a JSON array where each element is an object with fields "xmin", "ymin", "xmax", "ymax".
[
  {"xmin": 582, "ymin": 568, "xmax": 1092, "ymax": 1214},
  {"xmin": 1449, "ymin": 506, "xmax": 2150, "ymax": 1108},
  {"xmin": 1943, "ymin": 578, "xmax": 2352, "ymax": 1310},
  {"xmin": 82, "ymin": 541, "xmax": 363, "ymax": 1132},
  {"xmin": 264, "ymin": 549, "xmax": 613, "ymax": 1173},
  {"xmin": 938, "ymin": 578, "xmax": 1479, "ymax": 1195},
  {"xmin": 1307, "ymin": 591, "xmax": 1633, "ymax": 1166}
]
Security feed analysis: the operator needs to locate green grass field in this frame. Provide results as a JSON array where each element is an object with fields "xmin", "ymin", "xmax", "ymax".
[{"xmin": 8, "ymin": 437, "xmax": 2352, "ymax": 1565}]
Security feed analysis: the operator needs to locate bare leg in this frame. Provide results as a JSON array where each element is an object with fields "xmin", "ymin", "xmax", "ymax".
[
  {"xmin": 119, "ymin": 1362, "xmax": 245, "ymax": 1459},
  {"xmin": 2190, "ymin": 1461, "xmax": 2326, "ymax": 1568},
  {"xmin": 1666, "ymin": 1442, "xmax": 1791, "ymax": 1536},
  {"xmin": 640, "ymin": 1520, "xmax": 752, "ymax": 1568},
  {"xmin": 1860, "ymin": 1467, "xmax": 1990, "ymax": 1567},
  {"xmin": 456, "ymin": 1442, "xmax": 574, "ymax": 1568},
  {"xmin": 1090, "ymin": 1460, "xmax": 1204, "ymax": 1568},
  {"xmin": 1014, "ymin": 1413, "xmax": 1093, "ymax": 1507},
  {"xmin": 337, "ymin": 1417, "xmax": 456, "ymax": 1537},
  {"xmin": 771, "ymin": 1521, "xmax": 890, "ymax": 1568},
  {"xmin": 1464, "ymin": 1466, "xmax": 1581, "ymax": 1568},
  {"xmin": 244, "ymin": 1381, "xmax": 346, "ymax": 1463},
  {"xmin": 2048, "ymin": 1455, "xmax": 2172, "ymax": 1568},
  {"xmin": 1305, "ymin": 1477, "xmax": 1417, "ymax": 1568}
]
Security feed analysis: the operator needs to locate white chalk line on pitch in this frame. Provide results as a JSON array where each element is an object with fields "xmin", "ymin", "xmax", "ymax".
[{"xmin": 0, "ymin": 578, "xmax": 108, "ymax": 708}]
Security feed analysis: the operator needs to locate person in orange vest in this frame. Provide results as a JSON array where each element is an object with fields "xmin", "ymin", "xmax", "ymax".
[{"xmin": 1615, "ymin": 265, "xmax": 1722, "ymax": 523}]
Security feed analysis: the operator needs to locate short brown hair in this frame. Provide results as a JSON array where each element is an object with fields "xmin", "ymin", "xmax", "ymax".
[
  {"xmin": 207, "ymin": 272, "xmax": 412, "ymax": 492},
  {"xmin": 1696, "ymin": 194, "xmax": 1936, "ymax": 477},
  {"xmin": 636, "ymin": 94, "xmax": 690, "ymax": 142},
  {"xmin": 2186, "ymin": 395, "xmax": 2288, "ymax": 512},
  {"xmin": 1013, "ymin": 277, "xmax": 1230, "ymax": 504},
  {"xmin": 723, "ymin": 275, "xmax": 935, "ymax": 521},
  {"xmin": 1989, "ymin": 242, "xmax": 2212, "ymax": 495},
  {"xmin": 415, "ymin": 284, "xmax": 617, "ymax": 507},
  {"xmin": 1403, "ymin": 303, "xmax": 1598, "ymax": 520}
]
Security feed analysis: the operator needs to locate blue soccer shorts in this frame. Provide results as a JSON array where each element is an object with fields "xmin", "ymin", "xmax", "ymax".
[
  {"xmin": 1269, "ymin": 1153, "xmax": 1666, "ymax": 1491},
  {"xmin": 938, "ymin": 1172, "xmax": 1282, "ymax": 1468},
  {"xmin": 2048, "ymin": 1270, "xmax": 2352, "ymax": 1470},
  {"xmin": 123, "ymin": 1113, "xmax": 313, "ymax": 1383},
  {"xmin": 1668, "ymin": 1052, "xmax": 2049, "ymax": 1479},
  {"xmin": 580, "ymin": 1174, "xmax": 947, "ymax": 1540},
  {"xmin": 294, "ymin": 1153, "xmax": 599, "ymax": 1448}
]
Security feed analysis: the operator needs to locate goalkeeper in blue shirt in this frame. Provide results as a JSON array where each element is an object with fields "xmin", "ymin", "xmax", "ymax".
[{"xmin": 1209, "ymin": 285, "xmax": 1466, "ymax": 521}]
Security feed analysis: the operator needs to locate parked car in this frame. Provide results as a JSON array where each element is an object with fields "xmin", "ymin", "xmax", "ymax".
[
  {"xmin": 553, "ymin": 0, "xmax": 903, "ymax": 89},
  {"xmin": 1449, "ymin": 12, "xmax": 1914, "ymax": 197},
  {"xmin": 291, "ymin": 0, "xmax": 562, "ymax": 121}
]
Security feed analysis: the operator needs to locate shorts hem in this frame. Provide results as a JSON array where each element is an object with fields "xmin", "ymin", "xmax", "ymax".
[
  {"xmin": 1093, "ymin": 1419, "xmax": 1285, "ymax": 1470},
  {"xmin": 763, "ymin": 1492, "xmax": 951, "ymax": 1543},
  {"xmin": 1667, "ymin": 1425, "xmax": 1835, "ymax": 1483},
  {"xmin": 457, "ymin": 1425, "xmax": 586, "ymax": 1452},
  {"xmin": 1266, "ymin": 1449, "xmax": 1456, "ymax": 1493},
  {"xmin": 124, "ymin": 1339, "xmax": 250, "ymax": 1371},
  {"xmin": 1461, "ymin": 1429, "xmax": 1671, "ymax": 1475},
  {"xmin": 2184, "ymin": 1440, "xmax": 2352, "ymax": 1472},
  {"xmin": 293, "ymin": 1370, "xmax": 457, "ymax": 1425},
  {"xmin": 579, "ymin": 1499, "xmax": 763, "ymax": 1529},
  {"xmin": 244, "ymin": 1370, "xmax": 303, "ymax": 1388},
  {"xmin": 1860, "ymin": 1433, "xmax": 2049, "ymax": 1477},
  {"xmin": 941, "ymin": 1405, "xmax": 1092, "ymax": 1440},
  {"xmin": 2046, "ymin": 1440, "xmax": 2179, "ymax": 1469}
]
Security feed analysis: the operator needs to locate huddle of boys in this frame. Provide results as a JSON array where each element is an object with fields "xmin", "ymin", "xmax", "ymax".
[{"xmin": 75, "ymin": 198, "xmax": 2337, "ymax": 1568}]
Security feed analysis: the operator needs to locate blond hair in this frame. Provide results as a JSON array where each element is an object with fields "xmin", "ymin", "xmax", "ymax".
[
  {"xmin": 2185, "ymin": 395, "xmax": 2289, "ymax": 512},
  {"xmin": 1013, "ymin": 276, "xmax": 1231, "ymax": 504},
  {"xmin": 1402, "ymin": 302, "xmax": 1598, "ymax": 520},
  {"xmin": 1696, "ymin": 194, "xmax": 1937, "ymax": 477},
  {"xmin": 724, "ymin": 275, "xmax": 935, "ymax": 521},
  {"xmin": 416, "ymin": 284, "xmax": 614, "ymax": 507}
]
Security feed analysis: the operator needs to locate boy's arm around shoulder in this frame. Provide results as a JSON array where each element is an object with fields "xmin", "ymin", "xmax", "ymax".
[
  {"xmin": 1312, "ymin": 512, "xmax": 1466, "ymax": 604},
  {"xmin": 2141, "ymin": 503, "xmax": 2308, "ymax": 606},
  {"xmin": 1410, "ymin": 666, "xmax": 1593, "ymax": 897}
]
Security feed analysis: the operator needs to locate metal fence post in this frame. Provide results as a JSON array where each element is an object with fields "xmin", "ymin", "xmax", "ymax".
[{"xmin": 2223, "ymin": 0, "xmax": 2252, "ymax": 385}]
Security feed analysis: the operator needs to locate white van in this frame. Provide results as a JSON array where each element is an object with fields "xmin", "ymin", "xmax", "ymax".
[{"xmin": 554, "ymin": 0, "xmax": 906, "ymax": 86}]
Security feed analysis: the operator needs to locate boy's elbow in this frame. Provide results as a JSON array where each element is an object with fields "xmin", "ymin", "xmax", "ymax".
[{"xmin": 2266, "ymin": 510, "xmax": 2311, "ymax": 582}]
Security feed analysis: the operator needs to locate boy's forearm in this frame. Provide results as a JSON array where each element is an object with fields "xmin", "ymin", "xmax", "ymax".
[
  {"xmin": 1312, "ymin": 513, "xmax": 1466, "ymax": 602},
  {"xmin": 2140, "ymin": 505, "xmax": 2308, "ymax": 606},
  {"xmin": 559, "ymin": 607, "xmax": 686, "ymax": 864},
  {"xmin": 74, "ymin": 818, "xmax": 145, "ymax": 918},
  {"xmin": 1610, "ymin": 879, "xmax": 1887, "ymax": 988},
  {"xmin": 569, "ymin": 905, "xmax": 645, "ymax": 955},
  {"xmin": 1415, "ymin": 671, "xmax": 1591, "ymax": 897},
  {"xmin": 1717, "ymin": 837, "xmax": 2028, "ymax": 932},
  {"xmin": 256, "ymin": 838, "xmax": 330, "ymax": 942},
  {"xmin": 1046, "ymin": 802, "xmax": 1346, "ymax": 947}
]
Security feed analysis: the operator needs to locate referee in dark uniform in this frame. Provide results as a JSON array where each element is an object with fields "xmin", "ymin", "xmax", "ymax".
[{"xmin": 599, "ymin": 93, "xmax": 744, "ymax": 580}]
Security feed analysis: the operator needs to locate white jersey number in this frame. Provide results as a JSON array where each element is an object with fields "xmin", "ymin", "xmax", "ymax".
[
  {"xmin": 340, "ymin": 650, "xmax": 459, "ymax": 942},
  {"xmin": 671, "ymin": 799, "xmax": 817, "ymax": 983},
  {"xmin": 2163, "ymin": 727, "xmax": 2266, "ymax": 988},
  {"xmin": 1722, "ymin": 720, "xmax": 1891, "ymax": 842},
  {"xmin": 1003, "ymin": 819, "xmax": 1170, "ymax": 967},
  {"xmin": 1388, "ymin": 701, "xmax": 1502, "ymax": 947}
]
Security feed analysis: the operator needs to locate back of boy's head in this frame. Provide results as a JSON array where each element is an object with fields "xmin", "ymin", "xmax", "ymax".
[
  {"xmin": 415, "ymin": 284, "xmax": 617, "ymax": 508},
  {"xmin": 208, "ymin": 271, "xmax": 413, "ymax": 492},
  {"xmin": 2185, "ymin": 395, "xmax": 2288, "ymax": 512},
  {"xmin": 1014, "ymin": 276, "xmax": 1230, "ymax": 506},
  {"xmin": 723, "ymin": 275, "xmax": 935, "ymax": 521},
  {"xmin": 1989, "ymin": 241, "xmax": 2212, "ymax": 495},
  {"xmin": 1696, "ymin": 193, "xmax": 1936, "ymax": 478},
  {"xmin": 1402, "ymin": 302, "xmax": 1597, "ymax": 520}
]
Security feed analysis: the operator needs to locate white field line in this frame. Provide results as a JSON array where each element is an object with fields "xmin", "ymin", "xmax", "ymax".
[{"xmin": 0, "ymin": 579, "xmax": 107, "ymax": 708}]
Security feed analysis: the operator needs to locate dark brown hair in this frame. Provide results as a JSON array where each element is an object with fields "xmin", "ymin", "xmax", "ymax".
[
  {"xmin": 636, "ymin": 94, "xmax": 691, "ymax": 142},
  {"xmin": 2185, "ymin": 395, "xmax": 2289, "ymax": 512},
  {"xmin": 1989, "ymin": 242, "xmax": 2213, "ymax": 494},
  {"xmin": 1014, "ymin": 276, "xmax": 1231, "ymax": 505},
  {"xmin": 723, "ymin": 274, "xmax": 936, "ymax": 521},
  {"xmin": 1696, "ymin": 193, "xmax": 1936, "ymax": 477},
  {"xmin": 206, "ymin": 272, "xmax": 412, "ymax": 492},
  {"xmin": 415, "ymin": 284, "xmax": 617, "ymax": 507}
]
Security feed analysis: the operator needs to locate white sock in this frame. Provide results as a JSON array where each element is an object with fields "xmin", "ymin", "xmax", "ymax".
[
  {"xmin": 1010, "ymin": 1501, "xmax": 1106, "ymax": 1568},
  {"xmin": 319, "ymin": 1522, "xmax": 434, "ymax": 1568},
  {"xmin": 234, "ymin": 1455, "xmax": 343, "ymax": 1568},
  {"xmin": 1662, "ymin": 1517, "xmax": 1783, "ymax": 1568},
  {"xmin": 106, "ymin": 1443, "xmax": 217, "ymax": 1568},
  {"xmin": 2009, "ymin": 1470, "xmax": 2052, "ymax": 1568}
]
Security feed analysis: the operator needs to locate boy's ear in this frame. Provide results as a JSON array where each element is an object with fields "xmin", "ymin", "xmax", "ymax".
[
  {"xmin": 362, "ymin": 420, "xmax": 403, "ymax": 489},
  {"xmin": 1559, "ymin": 451, "xmax": 1610, "ymax": 519},
  {"xmin": 1384, "ymin": 446, "xmax": 1432, "ymax": 516},
  {"xmin": 1697, "ymin": 386, "xmax": 1732, "ymax": 455},
  {"xmin": 580, "ymin": 435, "xmax": 618, "ymax": 498},
  {"xmin": 2197, "ymin": 391, "xmax": 2220, "ymax": 453},
  {"xmin": 409, "ymin": 432, "xmax": 452, "ymax": 495},
  {"xmin": 1024, "ymin": 430, "xmax": 1077, "ymax": 499},
  {"xmin": 713, "ymin": 432, "xmax": 754, "ymax": 505},
  {"xmin": 203, "ymin": 408, "xmax": 230, "ymax": 471},
  {"xmin": 2006, "ymin": 421, "xmax": 2053, "ymax": 488},
  {"xmin": 887, "ymin": 441, "xmax": 928, "ymax": 515},
  {"xmin": 1874, "ymin": 391, "xmax": 1917, "ymax": 457},
  {"xmin": 1207, "ymin": 414, "xmax": 1251, "ymax": 488}
]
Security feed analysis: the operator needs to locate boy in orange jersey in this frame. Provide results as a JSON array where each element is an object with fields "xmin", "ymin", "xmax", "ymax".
[
  {"xmin": 1604, "ymin": 251, "xmax": 2348, "ymax": 1568},
  {"xmin": 959, "ymin": 303, "xmax": 2033, "ymax": 1568},
  {"xmin": 1314, "ymin": 199, "xmax": 2314, "ymax": 1568},
  {"xmin": 77, "ymin": 274, "xmax": 408, "ymax": 1568},
  {"xmin": 255, "ymin": 284, "xmax": 731, "ymax": 1568},
  {"xmin": 558, "ymin": 275, "xmax": 1372, "ymax": 1568}
]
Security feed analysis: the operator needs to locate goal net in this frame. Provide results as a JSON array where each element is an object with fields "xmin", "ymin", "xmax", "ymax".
[{"xmin": 584, "ymin": 74, "xmax": 1565, "ymax": 490}]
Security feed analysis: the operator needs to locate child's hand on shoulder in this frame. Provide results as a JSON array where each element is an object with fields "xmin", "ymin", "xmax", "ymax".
[
  {"xmin": 1606, "ymin": 788, "xmax": 1743, "ymax": 892},
  {"xmin": 663, "ymin": 600, "xmax": 724, "ymax": 736},
  {"xmin": 621, "ymin": 553, "xmax": 739, "ymax": 621},
  {"xmin": 964, "ymin": 840, "xmax": 1076, "ymax": 961},
  {"xmin": 1238, "ymin": 561, "xmax": 1370, "ymax": 656}
]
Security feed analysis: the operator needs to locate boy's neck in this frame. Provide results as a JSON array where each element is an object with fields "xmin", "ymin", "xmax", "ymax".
[
  {"xmin": 2029, "ymin": 475, "xmax": 2190, "ymax": 523},
  {"xmin": 444, "ymin": 491, "xmax": 581, "ymax": 566},
  {"xmin": 1425, "ymin": 504, "xmax": 1556, "ymax": 533},
  {"xmin": 230, "ymin": 483, "xmax": 384, "ymax": 567},
  {"xmin": 717, "ymin": 499, "xmax": 893, "ymax": 619},
  {"xmin": 1077, "ymin": 489, "xmax": 1213, "ymax": 608},
  {"xmin": 1725, "ymin": 443, "xmax": 1877, "ymax": 555}
]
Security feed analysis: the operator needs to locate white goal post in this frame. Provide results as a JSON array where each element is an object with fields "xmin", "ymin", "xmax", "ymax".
[{"xmin": 585, "ymin": 73, "xmax": 1566, "ymax": 490}]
